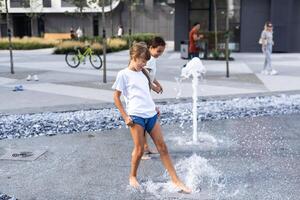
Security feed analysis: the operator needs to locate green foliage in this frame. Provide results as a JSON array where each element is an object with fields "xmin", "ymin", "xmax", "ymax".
[
  {"xmin": 0, "ymin": 40, "xmax": 55, "ymax": 50},
  {"xmin": 53, "ymin": 45, "xmax": 128, "ymax": 55},
  {"xmin": 206, "ymin": 48, "xmax": 233, "ymax": 60},
  {"xmin": 201, "ymin": 31, "xmax": 227, "ymax": 50},
  {"xmin": 212, "ymin": 49, "xmax": 221, "ymax": 59},
  {"xmin": 0, "ymin": 33, "xmax": 157, "ymax": 54},
  {"xmin": 122, "ymin": 33, "xmax": 156, "ymax": 47}
]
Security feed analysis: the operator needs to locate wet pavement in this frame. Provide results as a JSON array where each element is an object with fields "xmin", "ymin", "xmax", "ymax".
[{"xmin": 0, "ymin": 113, "xmax": 299, "ymax": 199}]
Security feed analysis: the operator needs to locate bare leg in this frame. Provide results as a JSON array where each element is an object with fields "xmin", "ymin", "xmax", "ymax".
[
  {"xmin": 129, "ymin": 124, "xmax": 146, "ymax": 188},
  {"xmin": 144, "ymin": 132, "xmax": 150, "ymax": 152},
  {"xmin": 142, "ymin": 132, "xmax": 158, "ymax": 160},
  {"xmin": 149, "ymin": 122, "xmax": 191, "ymax": 193}
]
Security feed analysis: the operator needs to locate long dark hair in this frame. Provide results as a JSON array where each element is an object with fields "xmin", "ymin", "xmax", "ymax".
[{"xmin": 147, "ymin": 36, "xmax": 166, "ymax": 49}]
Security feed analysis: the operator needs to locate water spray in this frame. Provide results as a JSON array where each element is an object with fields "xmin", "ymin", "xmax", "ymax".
[{"xmin": 180, "ymin": 57, "xmax": 206, "ymax": 143}]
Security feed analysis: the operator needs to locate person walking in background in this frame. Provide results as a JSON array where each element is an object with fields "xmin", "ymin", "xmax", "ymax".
[
  {"xmin": 76, "ymin": 27, "xmax": 83, "ymax": 39},
  {"xmin": 188, "ymin": 22, "xmax": 203, "ymax": 59},
  {"xmin": 259, "ymin": 21, "xmax": 278, "ymax": 75},
  {"xmin": 112, "ymin": 42, "xmax": 191, "ymax": 193},
  {"xmin": 117, "ymin": 25, "xmax": 124, "ymax": 38},
  {"xmin": 70, "ymin": 27, "xmax": 76, "ymax": 39}
]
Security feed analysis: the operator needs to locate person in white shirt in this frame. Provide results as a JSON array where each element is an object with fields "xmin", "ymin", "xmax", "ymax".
[
  {"xmin": 112, "ymin": 42, "xmax": 191, "ymax": 193},
  {"xmin": 76, "ymin": 27, "xmax": 83, "ymax": 38},
  {"xmin": 117, "ymin": 25, "xmax": 123, "ymax": 37},
  {"xmin": 142, "ymin": 36, "xmax": 166, "ymax": 159}
]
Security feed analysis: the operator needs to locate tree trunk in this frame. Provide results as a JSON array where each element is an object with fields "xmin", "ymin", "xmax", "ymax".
[
  {"xmin": 128, "ymin": 0, "xmax": 132, "ymax": 47},
  {"xmin": 30, "ymin": 16, "xmax": 35, "ymax": 37},
  {"xmin": 102, "ymin": 1, "xmax": 107, "ymax": 83},
  {"xmin": 213, "ymin": 0, "xmax": 218, "ymax": 50},
  {"xmin": 110, "ymin": 0, "xmax": 113, "ymax": 36},
  {"xmin": 225, "ymin": 0, "xmax": 229, "ymax": 77},
  {"xmin": 5, "ymin": 0, "xmax": 14, "ymax": 74}
]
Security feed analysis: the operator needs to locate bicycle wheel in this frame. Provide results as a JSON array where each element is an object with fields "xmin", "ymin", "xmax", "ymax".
[
  {"xmin": 89, "ymin": 54, "xmax": 102, "ymax": 69},
  {"xmin": 65, "ymin": 52, "xmax": 80, "ymax": 68}
]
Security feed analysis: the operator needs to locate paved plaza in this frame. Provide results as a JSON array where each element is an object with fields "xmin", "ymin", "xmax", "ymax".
[
  {"xmin": 0, "ymin": 45, "xmax": 300, "ymax": 199},
  {"xmin": 0, "ymin": 44, "xmax": 300, "ymax": 114}
]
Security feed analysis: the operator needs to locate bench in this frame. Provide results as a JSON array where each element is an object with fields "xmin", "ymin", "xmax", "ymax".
[{"xmin": 44, "ymin": 33, "xmax": 71, "ymax": 40}]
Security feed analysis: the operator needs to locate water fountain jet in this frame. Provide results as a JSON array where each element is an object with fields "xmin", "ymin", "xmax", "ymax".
[{"xmin": 181, "ymin": 57, "xmax": 206, "ymax": 143}]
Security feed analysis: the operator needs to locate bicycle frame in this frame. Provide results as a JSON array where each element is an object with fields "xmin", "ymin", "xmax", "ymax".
[{"xmin": 77, "ymin": 48, "xmax": 94, "ymax": 62}]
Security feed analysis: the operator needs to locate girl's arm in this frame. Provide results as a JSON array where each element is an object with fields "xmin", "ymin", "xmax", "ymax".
[
  {"xmin": 153, "ymin": 79, "xmax": 163, "ymax": 91},
  {"xmin": 153, "ymin": 79, "xmax": 163, "ymax": 93},
  {"xmin": 113, "ymin": 90, "xmax": 133, "ymax": 126}
]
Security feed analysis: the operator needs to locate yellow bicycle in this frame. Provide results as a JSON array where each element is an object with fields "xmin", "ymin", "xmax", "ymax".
[{"xmin": 65, "ymin": 46, "xmax": 103, "ymax": 69}]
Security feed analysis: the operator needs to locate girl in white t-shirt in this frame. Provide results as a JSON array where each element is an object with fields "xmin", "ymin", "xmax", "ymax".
[
  {"xmin": 112, "ymin": 42, "xmax": 191, "ymax": 193},
  {"xmin": 143, "ymin": 37, "xmax": 166, "ymax": 159}
]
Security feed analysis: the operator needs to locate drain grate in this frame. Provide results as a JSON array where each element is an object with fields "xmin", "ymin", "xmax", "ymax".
[
  {"xmin": 12, "ymin": 151, "xmax": 34, "ymax": 158},
  {"xmin": 0, "ymin": 149, "xmax": 46, "ymax": 161}
]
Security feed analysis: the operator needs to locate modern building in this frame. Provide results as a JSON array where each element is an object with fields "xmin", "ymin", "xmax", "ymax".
[
  {"xmin": 175, "ymin": 0, "xmax": 300, "ymax": 52},
  {"xmin": 0, "ymin": 0, "xmax": 174, "ymax": 40},
  {"xmin": 1, "ymin": 0, "xmax": 299, "ymax": 52}
]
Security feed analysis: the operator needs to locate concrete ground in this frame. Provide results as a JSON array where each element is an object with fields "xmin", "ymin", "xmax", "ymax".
[
  {"xmin": 0, "ymin": 114, "xmax": 299, "ymax": 199},
  {"xmin": 0, "ymin": 45, "xmax": 300, "ymax": 199}
]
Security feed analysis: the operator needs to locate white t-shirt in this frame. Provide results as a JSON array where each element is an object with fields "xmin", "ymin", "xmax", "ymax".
[
  {"xmin": 117, "ymin": 28, "xmax": 123, "ymax": 36},
  {"xmin": 146, "ymin": 56, "xmax": 157, "ymax": 82},
  {"xmin": 112, "ymin": 68, "xmax": 157, "ymax": 118}
]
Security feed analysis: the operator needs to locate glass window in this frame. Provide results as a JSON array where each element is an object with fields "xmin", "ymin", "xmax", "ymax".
[
  {"xmin": 43, "ymin": 0, "xmax": 51, "ymax": 8},
  {"xmin": 61, "ymin": 0, "xmax": 75, "ymax": 7},
  {"xmin": 189, "ymin": 0, "xmax": 241, "ymax": 51},
  {"xmin": 61, "ymin": 0, "xmax": 88, "ymax": 7},
  {"xmin": 10, "ymin": 0, "xmax": 30, "ymax": 8},
  {"xmin": 155, "ymin": 0, "xmax": 175, "ymax": 5},
  {"xmin": 189, "ymin": 10, "xmax": 209, "ymax": 31},
  {"xmin": 190, "ymin": 0, "xmax": 209, "ymax": 9},
  {"xmin": 133, "ymin": 0, "xmax": 145, "ymax": 6}
]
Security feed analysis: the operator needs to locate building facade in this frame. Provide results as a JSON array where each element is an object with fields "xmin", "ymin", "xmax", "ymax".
[
  {"xmin": 175, "ymin": 0, "xmax": 300, "ymax": 52},
  {"xmin": 1, "ymin": 0, "xmax": 299, "ymax": 52},
  {"xmin": 0, "ymin": 0, "xmax": 174, "ymax": 40}
]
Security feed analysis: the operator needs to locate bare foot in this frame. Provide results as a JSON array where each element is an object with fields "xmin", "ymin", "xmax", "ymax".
[
  {"xmin": 173, "ymin": 181, "xmax": 192, "ymax": 194},
  {"xmin": 144, "ymin": 148, "xmax": 158, "ymax": 154},
  {"xmin": 129, "ymin": 176, "xmax": 140, "ymax": 188}
]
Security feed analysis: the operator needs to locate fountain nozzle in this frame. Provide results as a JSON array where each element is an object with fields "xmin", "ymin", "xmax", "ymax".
[{"xmin": 181, "ymin": 57, "xmax": 206, "ymax": 79}]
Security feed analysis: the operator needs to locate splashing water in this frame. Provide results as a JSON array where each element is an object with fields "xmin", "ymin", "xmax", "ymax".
[
  {"xmin": 180, "ymin": 57, "xmax": 206, "ymax": 143},
  {"xmin": 174, "ymin": 76, "xmax": 183, "ymax": 99},
  {"xmin": 174, "ymin": 154, "xmax": 222, "ymax": 193},
  {"xmin": 137, "ymin": 154, "xmax": 224, "ymax": 199}
]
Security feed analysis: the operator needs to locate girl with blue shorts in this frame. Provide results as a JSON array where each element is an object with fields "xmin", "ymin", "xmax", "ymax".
[{"xmin": 112, "ymin": 42, "xmax": 191, "ymax": 193}]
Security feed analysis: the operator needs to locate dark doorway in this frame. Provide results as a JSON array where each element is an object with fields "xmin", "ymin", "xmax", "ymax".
[
  {"xmin": 93, "ymin": 16, "xmax": 99, "ymax": 36},
  {"xmin": 0, "ymin": 24, "xmax": 7, "ymax": 37},
  {"xmin": 38, "ymin": 16, "xmax": 45, "ymax": 37},
  {"xmin": 12, "ymin": 14, "xmax": 31, "ymax": 37}
]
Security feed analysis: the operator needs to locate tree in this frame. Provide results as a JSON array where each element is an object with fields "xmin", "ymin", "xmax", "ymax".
[
  {"xmin": 100, "ymin": 0, "xmax": 107, "ymax": 83},
  {"xmin": 25, "ymin": 0, "xmax": 43, "ymax": 36},
  {"xmin": 72, "ymin": 0, "xmax": 90, "ymax": 35},
  {"xmin": 4, "ymin": 0, "xmax": 14, "ymax": 74},
  {"xmin": 225, "ymin": 0, "xmax": 230, "ymax": 78},
  {"xmin": 213, "ymin": 0, "xmax": 218, "ymax": 51},
  {"xmin": 110, "ymin": 0, "xmax": 113, "ymax": 37}
]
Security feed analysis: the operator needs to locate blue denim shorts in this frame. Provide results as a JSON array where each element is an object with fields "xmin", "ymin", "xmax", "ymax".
[{"xmin": 130, "ymin": 114, "xmax": 158, "ymax": 134}]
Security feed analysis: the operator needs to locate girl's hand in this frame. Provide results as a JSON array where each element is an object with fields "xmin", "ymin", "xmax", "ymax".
[
  {"xmin": 152, "ymin": 85, "xmax": 161, "ymax": 94},
  {"xmin": 152, "ymin": 84, "xmax": 163, "ymax": 94},
  {"xmin": 158, "ymin": 85, "xmax": 163, "ymax": 94},
  {"xmin": 155, "ymin": 107, "xmax": 160, "ymax": 117},
  {"xmin": 125, "ymin": 116, "xmax": 134, "ymax": 127}
]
